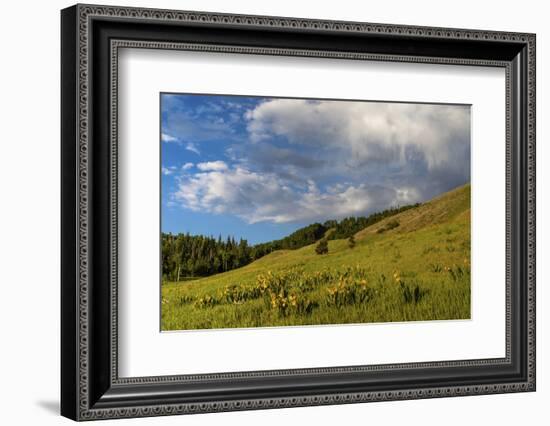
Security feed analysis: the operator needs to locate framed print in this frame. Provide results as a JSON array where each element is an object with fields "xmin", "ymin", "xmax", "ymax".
[
  {"xmin": 61, "ymin": 4, "xmax": 536, "ymax": 421},
  {"xmin": 159, "ymin": 94, "xmax": 472, "ymax": 331}
]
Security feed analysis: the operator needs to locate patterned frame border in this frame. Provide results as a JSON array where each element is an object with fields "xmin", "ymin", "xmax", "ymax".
[
  {"xmin": 110, "ymin": 40, "xmax": 512, "ymax": 384},
  {"xmin": 72, "ymin": 4, "xmax": 535, "ymax": 420}
]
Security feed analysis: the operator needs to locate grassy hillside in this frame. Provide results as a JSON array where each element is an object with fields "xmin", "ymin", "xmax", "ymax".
[{"xmin": 161, "ymin": 184, "xmax": 471, "ymax": 330}]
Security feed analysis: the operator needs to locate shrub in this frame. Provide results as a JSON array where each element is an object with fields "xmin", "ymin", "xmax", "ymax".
[
  {"xmin": 178, "ymin": 295, "xmax": 194, "ymax": 305},
  {"xmin": 256, "ymin": 270, "xmax": 288, "ymax": 295},
  {"xmin": 292, "ymin": 296, "xmax": 318, "ymax": 315},
  {"xmin": 194, "ymin": 295, "xmax": 219, "ymax": 309},
  {"xmin": 386, "ymin": 219, "xmax": 400, "ymax": 230},
  {"xmin": 399, "ymin": 281, "xmax": 427, "ymax": 304},
  {"xmin": 325, "ymin": 277, "xmax": 374, "ymax": 307},
  {"xmin": 446, "ymin": 265, "xmax": 470, "ymax": 282},
  {"xmin": 377, "ymin": 219, "xmax": 400, "ymax": 234},
  {"xmin": 348, "ymin": 235, "xmax": 356, "ymax": 249},
  {"xmin": 315, "ymin": 238, "xmax": 329, "ymax": 255},
  {"xmin": 222, "ymin": 284, "xmax": 261, "ymax": 304},
  {"xmin": 254, "ymin": 269, "xmax": 327, "ymax": 316},
  {"xmin": 268, "ymin": 288, "xmax": 318, "ymax": 317},
  {"xmin": 429, "ymin": 263, "xmax": 443, "ymax": 273}
]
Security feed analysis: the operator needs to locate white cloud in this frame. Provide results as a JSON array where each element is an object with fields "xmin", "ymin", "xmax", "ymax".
[
  {"xmin": 161, "ymin": 133, "xmax": 178, "ymax": 143},
  {"xmin": 245, "ymin": 99, "xmax": 470, "ymax": 170},
  {"xmin": 174, "ymin": 165, "xmax": 419, "ymax": 224},
  {"xmin": 185, "ymin": 142, "xmax": 200, "ymax": 155},
  {"xmin": 162, "ymin": 166, "xmax": 176, "ymax": 176},
  {"xmin": 181, "ymin": 162, "xmax": 194, "ymax": 170},
  {"xmin": 196, "ymin": 161, "xmax": 228, "ymax": 172}
]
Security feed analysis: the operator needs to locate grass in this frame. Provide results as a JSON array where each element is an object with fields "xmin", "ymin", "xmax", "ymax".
[{"xmin": 161, "ymin": 184, "xmax": 471, "ymax": 331}]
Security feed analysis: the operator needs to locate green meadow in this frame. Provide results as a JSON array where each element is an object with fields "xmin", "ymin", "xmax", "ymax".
[{"xmin": 161, "ymin": 184, "xmax": 471, "ymax": 331}]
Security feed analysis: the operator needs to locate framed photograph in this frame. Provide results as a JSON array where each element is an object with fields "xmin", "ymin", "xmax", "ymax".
[{"xmin": 61, "ymin": 4, "xmax": 536, "ymax": 421}]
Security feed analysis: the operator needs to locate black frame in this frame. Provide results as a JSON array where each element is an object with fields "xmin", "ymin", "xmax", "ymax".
[{"xmin": 61, "ymin": 4, "xmax": 536, "ymax": 421}]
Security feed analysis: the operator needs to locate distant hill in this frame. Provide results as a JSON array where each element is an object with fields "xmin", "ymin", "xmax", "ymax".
[
  {"xmin": 355, "ymin": 183, "xmax": 470, "ymax": 239},
  {"xmin": 251, "ymin": 202, "xmax": 419, "ymax": 259}
]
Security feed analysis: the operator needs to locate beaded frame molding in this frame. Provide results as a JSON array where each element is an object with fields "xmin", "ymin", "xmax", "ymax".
[{"xmin": 61, "ymin": 4, "xmax": 536, "ymax": 421}]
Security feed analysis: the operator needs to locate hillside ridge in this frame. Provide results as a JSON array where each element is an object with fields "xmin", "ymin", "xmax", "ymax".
[{"xmin": 355, "ymin": 183, "xmax": 470, "ymax": 240}]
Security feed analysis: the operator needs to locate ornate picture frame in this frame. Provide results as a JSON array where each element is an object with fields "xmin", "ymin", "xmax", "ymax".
[{"xmin": 61, "ymin": 4, "xmax": 535, "ymax": 420}]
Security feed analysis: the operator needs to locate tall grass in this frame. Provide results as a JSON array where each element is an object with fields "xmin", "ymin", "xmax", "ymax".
[{"xmin": 162, "ymin": 260, "xmax": 470, "ymax": 330}]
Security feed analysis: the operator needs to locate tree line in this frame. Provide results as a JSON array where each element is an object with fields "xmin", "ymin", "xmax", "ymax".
[
  {"xmin": 162, "ymin": 203, "xmax": 419, "ymax": 281},
  {"xmin": 162, "ymin": 234, "xmax": 254, "ymax": 281}
]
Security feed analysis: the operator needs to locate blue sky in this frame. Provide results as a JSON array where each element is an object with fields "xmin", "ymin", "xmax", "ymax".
[{"xmin": 161, "ymin": 93, "xmax": 470, "ymax": 244}]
